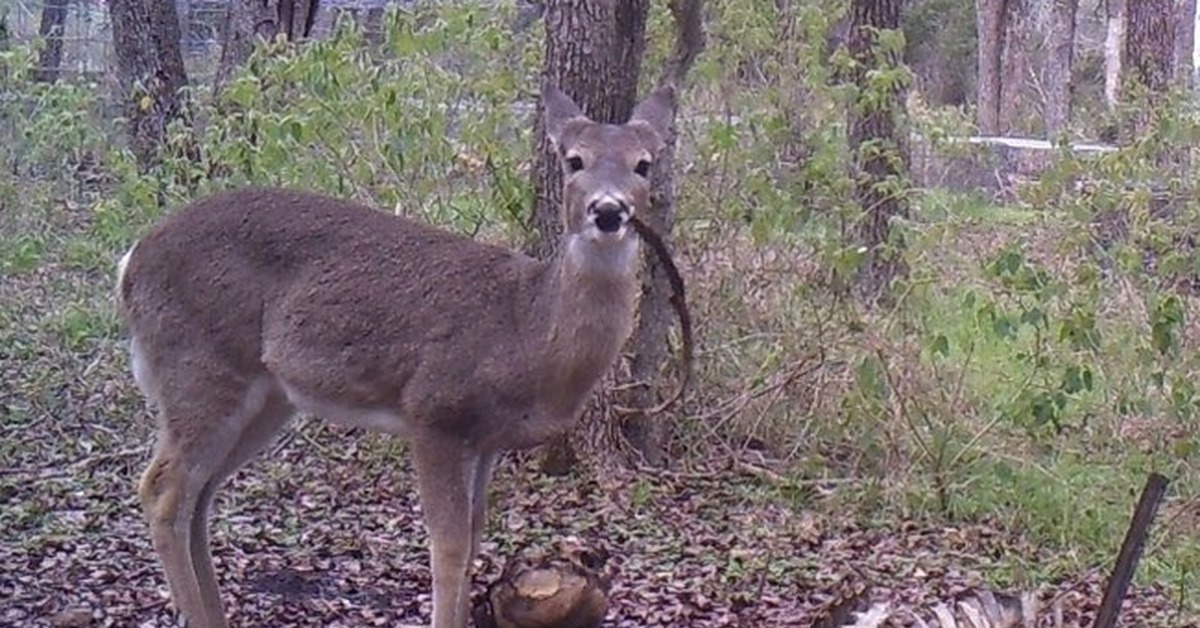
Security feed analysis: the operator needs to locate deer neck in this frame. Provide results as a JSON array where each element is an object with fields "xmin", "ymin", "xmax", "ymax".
[{"xmin": 534, "ymin": 233, "xmax": 640, "ymax": 416}]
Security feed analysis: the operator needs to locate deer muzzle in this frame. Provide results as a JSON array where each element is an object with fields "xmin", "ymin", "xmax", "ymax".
[{"xmin": 587, "ymin": 197, "xmax": 630, "ymax": 234}]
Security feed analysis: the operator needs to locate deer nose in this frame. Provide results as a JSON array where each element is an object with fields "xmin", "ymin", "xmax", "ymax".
[{"xmin": 587, "ymin": 198, "xmax": 629, "ymax": 233}]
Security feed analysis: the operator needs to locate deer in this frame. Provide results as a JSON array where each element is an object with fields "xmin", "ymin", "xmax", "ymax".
[{"xmin": 115, "ymin": 84, "xmax": 674, "ymax": 628}]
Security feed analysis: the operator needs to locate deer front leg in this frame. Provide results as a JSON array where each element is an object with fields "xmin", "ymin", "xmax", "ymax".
[{"xmin": 413, "ymin": 439, "xmax": 480, "ymax": 628}]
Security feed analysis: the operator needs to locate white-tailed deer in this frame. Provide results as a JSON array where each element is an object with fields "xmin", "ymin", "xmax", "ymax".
[{"xmin": 116, "ymin": 85, "xmax": 674, "ymax": 628}]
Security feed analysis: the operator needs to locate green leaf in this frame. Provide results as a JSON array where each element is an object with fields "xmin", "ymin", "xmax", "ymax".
[{"xmin": 930, "ymin": 333, "xmax": 950, "ymax": 358}]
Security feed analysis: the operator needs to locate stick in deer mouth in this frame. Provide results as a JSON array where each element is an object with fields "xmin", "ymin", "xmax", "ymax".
[{"xmin": 627, "ymin": 215, "xmax": 694, "ymax": 415}]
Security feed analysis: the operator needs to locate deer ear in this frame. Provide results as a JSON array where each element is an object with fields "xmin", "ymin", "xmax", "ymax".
[
  {"xmin": 544, "ymin": 85, "xmax": 587, "ymax": 149},
  {"xmin": 629, "ymin": 85, "xmax": 676, "ymax": 140}
]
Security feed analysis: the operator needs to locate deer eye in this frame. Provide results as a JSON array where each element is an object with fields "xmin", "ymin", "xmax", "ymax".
[
  {"xmin": 634, "ymin": 159, "xmax": 651, "ymax": 178},
  {"xmin": 566, "ymin": 155, "xmax": 585, "ymax": 172}
]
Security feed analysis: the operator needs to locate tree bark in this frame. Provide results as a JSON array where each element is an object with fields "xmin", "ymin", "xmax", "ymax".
[
  {"xmin": 1174, "ymin": 0, "xmax": 1196, "ymax": 87},
  {"xmin": 107, "ymin": 0, "xmax": 191, "ymax": 172},
  {"xmin": 997, "ymin": 0, "xmax": 1030, "ymax": 134},
  {"xmin": 975, "ymin": 0, "xmax": 1032, "ymax": 135},
  {"xmin": 1105, "ymin": 0, "xmax": 1127, "ymax": 107},
  {"xmin": 1044, "ymin": 0, "xmax": 1078, "ymax": 137},
  {"xmin": 33, "ymin": 0, "xmax": 69, "ymax": 83},
  {"xmin": 0, "ymin": 9, "xmax": 9, "ymax": 82},
  {"xmin": 849, "ymin": 0, "xmax": 909, "ymax": 304},
  {"xmin": 615, "ymin": 0, "xmax": 704, "ymax": 468},
  {"xmin": 1126, "ymin": 0, "xmax": 1175, "ymax": 95},
  {"xmin": 975, "ymin": 0, "xmax": 1004, "ymax": 134}
]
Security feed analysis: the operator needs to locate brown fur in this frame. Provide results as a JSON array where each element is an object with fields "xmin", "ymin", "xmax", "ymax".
[{"xmin": 117, "ymin": 85, "xmax": 674, "ymax": 628}]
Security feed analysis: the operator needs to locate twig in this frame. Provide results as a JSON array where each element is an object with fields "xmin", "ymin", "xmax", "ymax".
[{"xmin": 1093, "ymin": 472, "xmax": 1171, "ymax": 628}]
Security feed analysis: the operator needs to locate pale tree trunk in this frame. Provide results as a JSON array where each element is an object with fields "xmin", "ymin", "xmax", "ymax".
[
  {"xmin": 532, "ymin": 0, "xmax": 704, "ymax": 472},
  {"xmin": 1174, "ymin": 0, "xmax": 1196, "ymax": 87},
  {"xmin": 976, "ymin": 0, "xmax": 1004, "ymax": 133},
  {"xmin": 849, "ymin": 0, "xmax": 909, "ymax": 304},
  {"xmin": 107, "ymin": 0, "xmax": 191, "ymax": 172},
  {"xmin": 33, "ymin": 0, "xmax": 69, "ymax": 83},
  {"xmin": 215, "ymin": 0, "xmax": 321, "ymax": 93},
  {"xmin": 1105, "ymin": 0, "xmax": 1126, "ymax": 107},
  {"xmin": 1044, "ymin": 0, "xmax": 1078, "ymax": 137}
]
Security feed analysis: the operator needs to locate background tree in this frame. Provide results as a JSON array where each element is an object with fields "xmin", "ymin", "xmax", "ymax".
[
  {"xmin": 1173, "ymin": 0, "xmax": 1196, "ymax": 87},
  {"xmin": 1105, "ymin": 0, "xmax": 1126, "ymax": 107},
  {"xmin": 33, "ymin": 0, "xmax": 68, "ymax": 83},
  {"xmin": 976, "ymin": 0, "xmax": 1003, "ymax": 133},
  {"xmin": 215, "ymin": 0, "xmax": 321, "ymax": 93},
  {"xmin": 848, "ymin": 0, "xmax": 910, "ymax": 303},
  {"xmin": 975, "ymin": 0, "xmax": 1031, "ymax": 134},
  {"xmin": 531, "ymin": 0, "xmax": 704, "ymax": 472},
  {"xmin": 1125, "ymin": 0, "xmax": 1175, "ymax": 92},
  {"xmin": 107, "ymin": 0, "xmax": 191, "ymax": 172},
  {"xmin": 1044, "ymin": 0, "xmax": 1078, "ymax": 136}
]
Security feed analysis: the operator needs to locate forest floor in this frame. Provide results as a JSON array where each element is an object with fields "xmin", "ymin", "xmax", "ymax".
[{"xmin": 0, "ymin": 416, "xmax": 1190, "ymax": 627}]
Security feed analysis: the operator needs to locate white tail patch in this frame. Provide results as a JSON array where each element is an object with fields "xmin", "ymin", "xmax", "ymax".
[{"xmin": 115, "ymin": 243, "xmax": 137, "ymax": 305}]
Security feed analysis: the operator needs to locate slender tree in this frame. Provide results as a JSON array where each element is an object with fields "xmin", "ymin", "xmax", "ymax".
[
  {"xmin": 849, "ymin": 0, "xmax": 909, "ymax": 303},
  {"xmin": 107, "ymin": 0, "xmax": 191, "ymax": 172},
  {"xmin": 1105, "ymin": 0, "xmax": 1126, "ymax": 108}
]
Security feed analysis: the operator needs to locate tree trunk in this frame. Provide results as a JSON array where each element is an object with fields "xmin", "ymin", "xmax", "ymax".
[
  {"xmin": 997, "ymin": 0, "xmax": 1030, "ymax": 134},
  {"xmin": 617, "ymin": 0, "xmax": 704, "ymax": 468},
  {"xmin": 1125, "ymin": 0, "xmax": 1176, "ymax": 99},
  {"xmin": 215, "ymin": 0, "xmax": 321, "ymax": 93},
  {"xmin": 849, "ymin": 0, "xmax": 909, "ymax": 304},
  {"xmin": 1105, "ymin": 0, "xmax": 1126, "ymax": 107},
  {"xmin": 33, "ymin": 0, "xmax": 69, "ymax": 83},
  {"xmin": 975, "ymin": 0, "xmax": 1032, "ymax": 135},
  {"xmin": 1174, "ymin": 0, "xmax": 1196, "ymax": 87},
  {"xmin": 975, "ymin": 0, "xmax": 1004, "ymax": 134},
  {"xmin": 1044, "ymin": 0, "xmax": 1078, "ymax": 137},
  {"xmin": 107, "ymin": 0, "xmax": 191, "ymax": 172}
]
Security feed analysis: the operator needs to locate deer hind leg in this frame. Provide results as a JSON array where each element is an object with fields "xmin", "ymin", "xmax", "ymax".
[
  {"xmin": 190, "ymin": 384, "xmax": 296, "ymax": 626},
  {"xmin": 137, "ymin": 354, "xmax": 290, "ymax": 628},
  {"xmin": 413, "ymin": 440, "xmax": 486, "ymax": 628}
]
